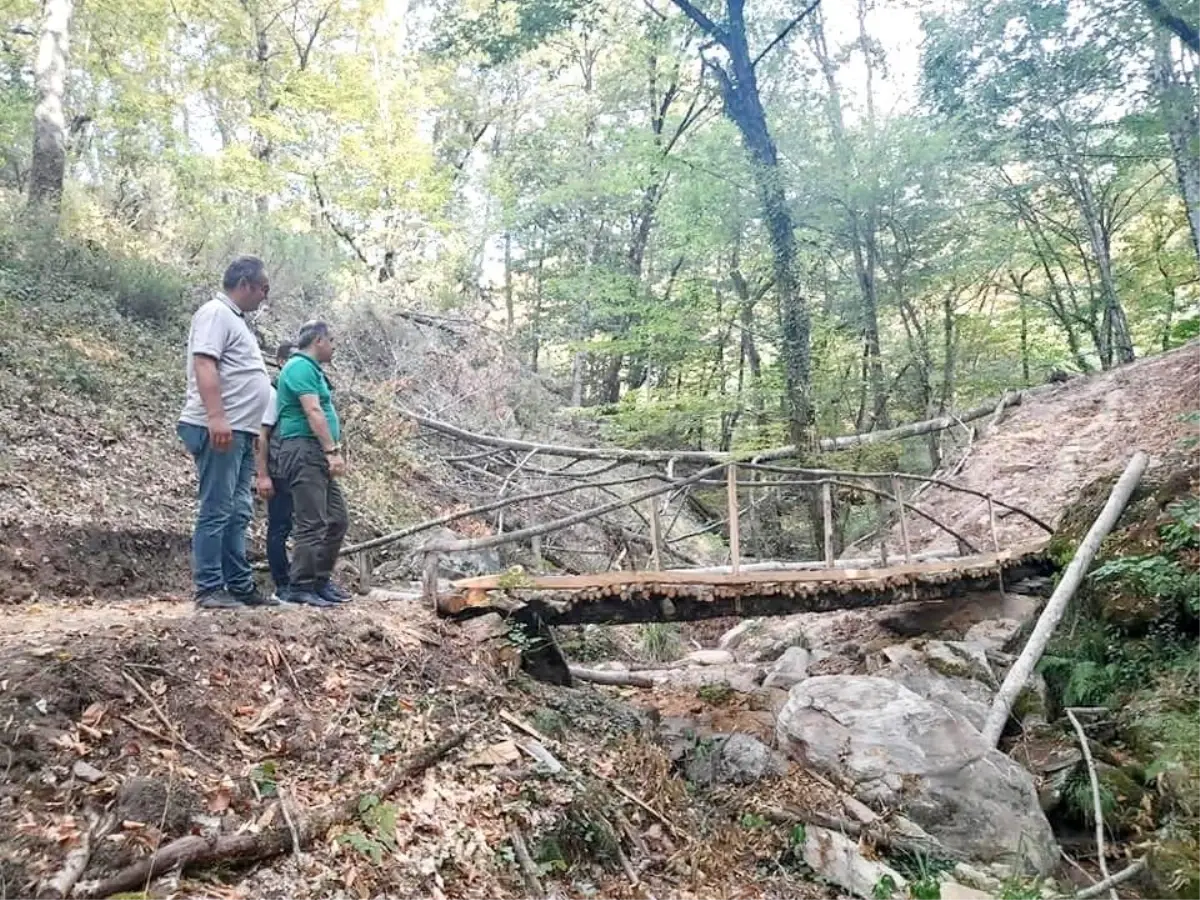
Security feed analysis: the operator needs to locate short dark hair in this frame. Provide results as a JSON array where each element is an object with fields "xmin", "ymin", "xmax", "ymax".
[
  {"xmin": 276, "ymin": 340, "xmax": 294, "ymax": 362},
  {"xmin": 222, "ymin": 256, "xmax": 266, "ymax": 292},
  {"xmin": 296, "ymin": 320, "xmax": 330, "ymax": 349}
]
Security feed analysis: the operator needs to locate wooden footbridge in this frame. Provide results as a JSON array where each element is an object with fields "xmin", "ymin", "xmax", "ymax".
[
  {"xmin": 403, "ymin": 414, "xmax": 1058, "ymax": 624},
  {"xmin": 332, "ymin": 396, "xmax": 1061, "ymax": 624},
  {"xmin": 436, "ymin": 542, "xmax": 1054, "ymax": 625}
]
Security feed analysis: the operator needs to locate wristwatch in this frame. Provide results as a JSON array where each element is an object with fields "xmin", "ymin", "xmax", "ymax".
[{"xmin": 325, "ymin": 444, "xmax": 342, "ymax": 455}]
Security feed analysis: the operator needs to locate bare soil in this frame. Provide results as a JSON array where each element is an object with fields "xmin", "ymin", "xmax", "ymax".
[{"xmin": 894, "ymin": 342, "xmax": 1200, "ymax": 554}]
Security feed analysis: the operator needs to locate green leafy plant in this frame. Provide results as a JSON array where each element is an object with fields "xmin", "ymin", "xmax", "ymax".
[
  {"xmin": 739, "ymin": 812, "xmax": 768, "ymax": 830},
  {"xmin": 506, "ymin": 620, "xmax": 548, "ymax": 655},
  {"xmin": 788, "ymin": 823, "xmax": 807, "ymax": 848},
  {"xmin": 340, "ymin": 793, "xmax": 399, "ymax": 865},
  {"xmin": 697, "ymin": 683, "xmax": 734, "ymax": 705},
  {"xmin": 338, "ymin": 830, "xmax": 387, "ymax": 865},
  {"xmin": 250, "ymin": 760, "xmax": 278, "ymax": 798},
  {"xmin": 639, "ymin": 623, "xmax": 682, "ymax": 662},
  {"xmin": 873, "ymin": 874, "xmax": 899, "ymax": 899}
]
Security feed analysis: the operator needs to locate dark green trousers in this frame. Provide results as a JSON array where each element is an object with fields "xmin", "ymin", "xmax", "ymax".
[{"xmin": 277, "ymin": 437, "xmax": 348, "ymax": 589}]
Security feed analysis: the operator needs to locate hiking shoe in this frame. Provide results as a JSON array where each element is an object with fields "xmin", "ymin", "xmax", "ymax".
[
  {"xmin": 195, "ymin": 589, "xmax": 243, "ymax": 610},
  {"xmin": 231, "ymin": 586, "xmax": 280, "ymax": 607},
  {"xmin": 286, "ymin": 588, "xmax": 337, "ymax": 609},
  {"xmin": 317, "ymin": 581, "xmax": 352, "ymax": 603}
]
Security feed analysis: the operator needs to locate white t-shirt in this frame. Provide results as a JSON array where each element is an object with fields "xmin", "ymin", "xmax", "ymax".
[
  {"xmin": 263, "ymin": 385, "xmax": 280, "ymax": 429},
  {"xmin": 178, "ymin": 293, "xmax": 270, "ymax": 434}
]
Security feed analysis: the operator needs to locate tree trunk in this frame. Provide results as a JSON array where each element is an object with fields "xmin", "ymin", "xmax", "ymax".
[
  {"xmin": 671, "ymin": 0, "xmax": 813, "ymax": 448},
  {"xmin": 811, "ymin": 7, "xmax": 887, "ymax": 432},
  {"xmin": 504, "ymin": 231, "xmax": 515, "ymax": 331},
  {"xmin": 27, "ymin": 0, "xmax": 75, "ymax": 212},
  {"xmin": 1153, "ymin": 27, "xmax": 1200, "ymax": 264}
]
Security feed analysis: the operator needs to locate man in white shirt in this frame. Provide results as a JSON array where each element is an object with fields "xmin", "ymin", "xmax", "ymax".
[{"xmin": 177, "ymin": 256, "xmax": 276, "ymax": 610}]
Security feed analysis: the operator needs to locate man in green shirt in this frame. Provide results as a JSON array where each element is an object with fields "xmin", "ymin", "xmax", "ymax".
[{"xmin": 275, "ymin": 320, "xmax": 351, "ymax": 607}]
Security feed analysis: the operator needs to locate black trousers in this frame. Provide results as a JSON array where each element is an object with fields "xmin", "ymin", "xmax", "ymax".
[{"xmin": 277, "ymin": 437, "xmax": 348, "ymax": 589}]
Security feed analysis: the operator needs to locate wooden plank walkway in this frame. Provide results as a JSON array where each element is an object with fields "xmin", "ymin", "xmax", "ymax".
[{"xmin": 436, "ymin": 540, "xmax": 1054, "ymax": 625}]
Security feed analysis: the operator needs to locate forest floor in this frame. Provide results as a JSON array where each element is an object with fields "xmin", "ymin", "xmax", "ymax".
[{"xmin": 892, "ymin": 342, "xmax": 1200, "ymax": 554}]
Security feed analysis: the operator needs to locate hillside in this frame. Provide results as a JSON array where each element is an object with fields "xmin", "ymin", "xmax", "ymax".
[
  {"xmin": 0, "ymin": 251, "xmax": 718, "ymax": 604},
  {"xmin": 888, "ymin": 344, "xmax": 1200, "ymax": 556}
]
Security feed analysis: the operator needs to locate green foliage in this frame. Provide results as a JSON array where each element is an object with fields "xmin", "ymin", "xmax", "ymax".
[
  {"xmin": 506, "ymin": 620, "xmax": 548, "ymax": 655},
  {"xmin": 638, "ymin": 623, "xmax": 681, "ymax": 663},
  {"xmin": 738, "ymin": 812, "xmax": 768, "ymax": 830},
  {"xmin": 340, "ymin": 792, "xmax": 399, "ymax": 865},
  {"xmin": 430, "ymin": 0, "xmax": 590, "ymax": 66},
  {"xmin": 250, "ymin": 760, "xmax": 278, "ymax": 798},
  {"xmin": 788, "ymin": 824, "xmax": 806, "ymax": 848},
  {"xmin": 873, "ymin": 874, "xmax": 899, "ymax": 899},
  {"xmin": 696, "ymin": 683, "xmax": 734, "ymax": 705}
]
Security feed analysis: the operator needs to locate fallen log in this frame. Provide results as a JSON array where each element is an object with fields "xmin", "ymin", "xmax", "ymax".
[
  {"xmin": 568, "ymin": 666, "xmax": 657, "ymax": 688},
  {"xmin": 396, "ymin": 387, "xmax": 1045, "ymax": 465},
  {"xmin": 1075, "ymin": 858, "xmax": 1147, "ymax": 899},
  {"xmin": 981, "ymin": 452, "xmax": 1149, "ymax": 746},
  {"xmin": 75, "ymin": 730, "xmax": 468, "ymax": 899},
  {"xmin": 765, "ymin": 802, "xmax": 966, "ymax": 863}
]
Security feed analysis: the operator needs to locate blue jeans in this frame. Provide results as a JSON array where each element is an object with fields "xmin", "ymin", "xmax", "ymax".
[
  {"xmin": 177, "ymin": 422, "xmax": 256, "ymax": 596},
  {"xmin": 265, "ymin": 475, "xmax": 293, "ymax": 590}
]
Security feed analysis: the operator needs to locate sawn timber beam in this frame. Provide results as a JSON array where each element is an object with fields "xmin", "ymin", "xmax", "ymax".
[{"xmin": 435, "ymin": 541, "xmax": 1055, "ymax": 626}]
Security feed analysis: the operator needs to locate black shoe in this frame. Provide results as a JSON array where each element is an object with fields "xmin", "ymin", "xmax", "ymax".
[
  {"xmin": 195, "ymin": 589, "xmax": 244, "ymax": 610},
  {"xmin": 231, "ymin": 586, "xmax": 280, "ymax": 607},
  {"xmin": 286, "ymin": 588, "xmax": 337, "ymax": 609},
  {"xmin": 317, "ymin": 581, "xmax": 352, "ymax": 603}
]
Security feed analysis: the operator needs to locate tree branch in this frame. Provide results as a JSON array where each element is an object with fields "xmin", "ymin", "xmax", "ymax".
[
  {"xmin": 669, "ymin": 0, "xmax": 728, "ymax": 45},
  {"xmin": 1140, "ymin": 0, "xmax": 1199, "ymax": 53},
  {"xmin": 752, "ymin": 0, "xmax": 822, "ymax": 68},
  {"xmin": 311, "ymin": 172, "xmax": 369, "ymax": 266}
]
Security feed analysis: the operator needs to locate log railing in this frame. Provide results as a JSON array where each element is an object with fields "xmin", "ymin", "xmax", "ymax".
[
  {"xmin": 316, "ymin": 392, "xmax": 1056, "ymax": 601},
  {"xmin": 412, "ymin": 460, "xmax": 1053, "ymax": 607}
]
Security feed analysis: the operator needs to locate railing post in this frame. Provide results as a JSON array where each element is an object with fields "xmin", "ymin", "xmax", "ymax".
[
  {"xmin": 875, "ymin": 480, "xmax": 889, "ymax": 567},
  {"xmin": 357, "ymin": 549, "xmax": 372, "ymax": 595},
  {"xmin": 988, "ymin": 494, "xmax": 1004, "ymax": 594},
  {"xmin": 726, "ymin": 462, "xmax": 741, "ymax": 575},
  {"xmin": 821, "ymin": 481, "xmax": 835, "ymax": 568},
  {"xmin": 422, "ymin": 551, "xmax": 441, "ymax": 610},
  {"xmin": 647, "ymin": 500, "xmax": 663, "ymax": 571},
  {"xmin": 892, "ymin": 475, "xmax": 912, "ymax": 563}
]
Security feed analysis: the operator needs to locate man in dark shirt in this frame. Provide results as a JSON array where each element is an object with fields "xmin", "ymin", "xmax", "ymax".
[{"xmin": 275, "ymin": 321, "xmax": 351, "ymax": 607}]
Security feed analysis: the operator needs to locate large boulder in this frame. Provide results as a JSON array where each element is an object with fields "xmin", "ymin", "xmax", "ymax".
[
  {"xmin": 866, "ymin": 640, "xmax": 997, "ymax": 731},
  {"xmin": 777, "ymin": 676, "xmax": 1058, "ymax": 874}
]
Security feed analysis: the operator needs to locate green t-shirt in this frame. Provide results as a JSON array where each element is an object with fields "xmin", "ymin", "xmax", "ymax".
[{"xmin": 275, "ymin": 353, "xmax": 341, "ymax": 442}]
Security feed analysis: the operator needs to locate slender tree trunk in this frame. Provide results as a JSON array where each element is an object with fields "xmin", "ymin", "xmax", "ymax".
[
  {"xmin": 811, "ymin": 7, "xmax": 888, "ymax": 432},
  {"xmin": 1019, "ymin": 290, "xmax": 1031, "ymax": 386},
  {"xmin": 1153, "ymin": 28, "xmax": 1200, "ymax": 264},
  {"xmin": 671, "ymin": 0, "xmax": 813, "ymax": 447},
  {"xmin": 28, "ymin": 0, "xmax": 75, "ymax": 212},
  {"xmin": 504, "ymin": 232, "xmax": 515, "ymax": 331}
]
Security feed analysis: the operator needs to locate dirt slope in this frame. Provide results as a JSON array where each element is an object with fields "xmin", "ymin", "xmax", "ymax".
[
  {"xmin": 895, "ymin": 342, "xmax": 1200, "ymax": 554},
  {"xmin": 0, "ymin": 593, "xmax": 835, "ymax": 900}
]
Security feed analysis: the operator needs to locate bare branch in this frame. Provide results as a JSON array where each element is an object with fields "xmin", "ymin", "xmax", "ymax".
[
  {"xmin": 1140, "ymin": 0, "xmax": 1199, "ymax": 53},
  {"xmin": 669, "ymin": 0, "xmax": 728, "ymax": 45},
  {"xmin": 752, "ymin": 0, "xmax": 822, "ymax": 68}
]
